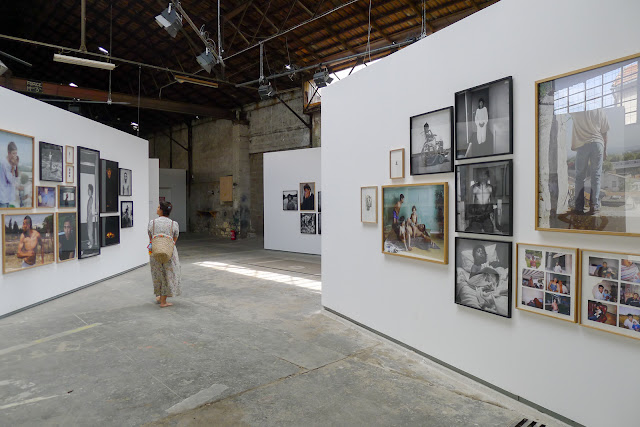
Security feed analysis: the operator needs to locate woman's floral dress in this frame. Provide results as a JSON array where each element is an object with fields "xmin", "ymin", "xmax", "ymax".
[{"xmin": 148, "ymin": 217, "xmax": 182, "ymax": 297}]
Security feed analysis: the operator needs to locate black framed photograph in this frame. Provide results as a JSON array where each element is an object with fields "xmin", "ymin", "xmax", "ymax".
[
  {"xmin": 283, "ymin": 190, "xmax": 298, "ymax": 210},
  {"xmin": 455, "ymin": 159, "xmax": 513, "ymax": 236},
  {"xmin": 100, "ymin": 159, "xmax": 119, "ymax": 213},
  {"xmin": 39, "ymin": 141, "xmax": 63, "ymax": 182},
  {"xmin": 318, "ymin": 213, "xmax": 321, "ymax": 235},
  {"xmin": 36, "ymin": 186, "xmax": 56, "ymax": 208},
  {"xmin": 318, "ymin": 191, "xmax": 321, "ymax": 212},
  {"xmin": 455, "ymin": 76, "xmax": 513, "ymax": 160},
  {"xmin": 77, "ymin": 146, "xmax": 100, "ymax": 259},
  {"xmin": 410, "ymin": 107, "xmax": 454, "ymax": 175},
  {"xmin": 57, "ymin": 212, "xmax": 77, "ymax": 262},
  {"xmin": 121, "ymin": 201, "xmax": 133, "ymax": 228},
  {"xmin": 119, "ymin": 168, "xmax": 132, "ymax": 196},
  {"xmin": 101, "ymin": 215, "xmax": 120, "ymax": 247},
  {"xmin": 58, "ymin": 185, "xmax": 76, "ymax": 208},
  {"xmin": 455, "ymin": 237, "xmax": 512, "ymax": 318},
  {"xmin": 300, "ymin": 213, "xmax": 316, "ymax": 234},
  {"xmin": 300, "ymin": 182, "xmax": 315, "ymax": 211}
]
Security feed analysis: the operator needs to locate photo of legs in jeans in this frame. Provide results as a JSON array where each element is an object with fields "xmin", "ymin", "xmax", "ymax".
[{"xmin": 574, "ymin": 141, "xmax": 604, "ymax": 215}]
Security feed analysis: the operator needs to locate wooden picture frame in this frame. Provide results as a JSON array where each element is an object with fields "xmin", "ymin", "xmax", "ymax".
[
  {"xmin": 2, "ymin": 213, "xmax": 55, "ymax": 274},
  {"xmin": 58, "ymin": 185, "xmax": 76, "ymax": 209},
  {"xmin": 39, "ymin": 141, "xmax": 64, "ymax": 182},
  {"xmin": 0, "ymin": 128, "xmax": 34, "ymax": 209},
  {"xmin": 381, "ymin": 182, "xmax": 448, "ymax": 264},
  {"xmin": 65, "ymin": 145, "xmax": 74, "ymax": 164},
  {"xmin": 56, "ymin": 212, "xmax": 77, "ymax": 263},
  {"xmin": 516, "ymin": 243, "xmax": 578, "ymax": 323},
  {"xmin": 410, "ymin": 106, "xmax": 454, "ymax": 175},
  {"xmin": 65, "ymin": 165, "xmax": 74, "ymax": 183},
  {"xmin": 361, "ymin": 186, "xmax": 378, "ymax": 224},
  {"xmin": 389, "ymin": 148, "xmax": 405, "ymax": 179},
  {"xmin": 36, "ymin": 185, "xmax": 56, "ymax": 208}
]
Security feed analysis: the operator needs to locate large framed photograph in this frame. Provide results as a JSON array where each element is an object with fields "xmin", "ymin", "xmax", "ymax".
[
  {"xmin": 455, "ymin": 159, "xmax": 512, "ymax": 236},
  {"xmin": 516, "ymin": 243, "xmax": 578, "ymax": 322},
  {"xmin": 537, "ymin": 53, "xmax": 640, "ymax": 237},
  {"xmin": 57, "ymin": 212, "xmax": 77, "ymax": 262},
  {"xmin": 58, "ymin": 185, "xmax": 76, "ymax": 208},
  {"xmin": 381, "ymin": 183, "xmax": 448, "ymax": 264},
  {"xmin": 455, "ymin": 76, "xmax": 513, "ymax": 160},
  {"xmin": 300, "ymin": 213, "xmax": 316, "ymax": 234},
  {"xmin": 101, "ymin": 215, "xmax": 120, "ymax": 247},
  {"xmin": 410, "ymin": 107, "xmax": 453, "ymax": 175},
  {"xmin": 39, "ymin": 141, "xmax": 63, "ymax": 182},
  {"xmin": 3, "ymin": 213, "xmax": 55, "ymax": 274},
  {"xmin": 77, "ymin": 146, "xmax": 100, "ymax": 259},
  {"xmin": 100, "ymin": 159, "xmax": 119, "ymax": 213},
  {"xmin": 389, "ymin": 148, "xmax": 405, "ymax": 179},
  {"xmin": 361, "ymin": 186, "xmax": 378, "ymax": 224},
  {"xmin": 121, "ymin": 201, "xmax": 133, "ymax": 228},
  {"xmin": 119, "ymin": 168, "xmax": 132, "ymax": 196},
  {"xmin": 0, "ymin": 128, "xmax": 34, "ymax": 209},
  {"xmin": 36, "ymin": 186, "xmax": 56, "ymax": 208},
  {"xmin": 283, "ymin": 190, "xmax": 298, "ymax": 211},
  {"xmin": 455, "ymin": 237, "xmax": 512, "ymax": 318},
  {"xmin": 299, "ymin": 182, "xmax": 315, "ymax": 211},
  {"xmin": 580, "ymin": 249, "xmax": 640, "ymax": 340}
]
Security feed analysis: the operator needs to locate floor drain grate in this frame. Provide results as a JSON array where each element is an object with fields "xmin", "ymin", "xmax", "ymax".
[{"xmin": 513, "ymin": 419, "xmax": 545, "ymax": 427}]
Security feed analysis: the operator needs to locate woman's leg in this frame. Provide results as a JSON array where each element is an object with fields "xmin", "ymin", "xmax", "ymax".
[{"xmin": 159, "ymin": 295, "xmax": 173, "ymax": 307}]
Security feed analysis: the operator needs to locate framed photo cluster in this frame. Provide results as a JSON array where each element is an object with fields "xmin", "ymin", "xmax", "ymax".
[{"xmin": 281, "ymin": 181, "xmax": 321, "ymax": 235}]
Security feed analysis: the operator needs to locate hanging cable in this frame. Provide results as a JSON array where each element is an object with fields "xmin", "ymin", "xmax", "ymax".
[
  {"xmin": 108, "ymin": 0, "xmax": 113, "ymax": 104},
  {"xmin": 366, "ymin": 0, "xmax": 372, "ymax": 64},
  {"xmin": 137, "ymin": 65, "xmax": 141, "ymax": 136}
]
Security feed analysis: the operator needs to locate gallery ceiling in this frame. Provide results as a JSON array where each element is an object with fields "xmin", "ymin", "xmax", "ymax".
[{"xmin": 0, "ymin": 0, "xmax": 499, "ymax": 137}]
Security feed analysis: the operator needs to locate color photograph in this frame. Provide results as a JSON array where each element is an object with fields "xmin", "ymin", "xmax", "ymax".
[
  {"xmin": 0, "ymin": 128, "xmax": 34, "ymax": 209},
  {"xmin": 521, "ymin": 287, "xmax": 544, "ymax": 310},
  {"xmin": 39, "ymin": 141, "xmax": 63, "ymax": 182},
  {"xmin": 299, "ymin": 182, "xmax": 315, "ymax": 211},
  {"xmin": 382, "ymin": 183, "xmax": 447, "ymax": 264},
  {"xmin": 545, "ymin": 293, "xmax": 571, "ymax": 316},
  {"xmin": 621, "ymin": 258, "xmax": 640, "ymax": 283},
  {"xmin": 36, "ymin": 186, "xmax": 56, "ymax": 208},
  {"xmin": 300, "ymin": 212, "xmax": 316, "ymax": 234},
  {"xmin": 545, "ymin": 251, "xmax": 573, "ymax": 275},
  {"xmin": 522, "ymin": 268, "xmax": 544, "ymax": 289},
  {"xmin": 56, "ymin": 212, "xmax": 76, "ymax": 262},
  {"xmin": 101, "ymin": 215, "xmax": 120, "ymax": 247},
  {"xmin": 586, "ymin": 300, "xmax": 617, "ymax": 326},
  {"xmin": 77, "ymin": 147, "xmax": 100, "ymax": 259},
  {"xmin": 587, "ymin": 256, "xmax": 619, "ymax": 279},
  {"xmin": 58, "ymin": 185, "xmax": 76, "ymax": 208},
  {"xmin": 592, "ymin": 280, "xmax": 618, "ymax": 303},
  {"xmin": 620, "ymin": 283, "xmax": 640, "ymax": 307},
  {"xmin": 618, "ymin": 306, "xmax": 640, "ymax": 333},
  {"xmin": 410, "ymin": 107, "xmax": 453, "ymax": 175},
  {"xmin": 546, "ymin": 273, "xmax": 570, "ymax": 295},
  {"xmin": 524, "ymin": 249, "xmax": 542, "ymax": 269},
  {"xmin": 100, "ymin": 159, "xmax": 119, "ymax": 213},
  {"xmin": 121, "ymin": 201, "xmax": 133, "ymax": 228},
  {"xmin": 3, "ymin": 213, "xmax": 55, "ymax": 273},
  {"xmin": 283, "ymin": 190, "xmax": 298, "ymax": 211}
]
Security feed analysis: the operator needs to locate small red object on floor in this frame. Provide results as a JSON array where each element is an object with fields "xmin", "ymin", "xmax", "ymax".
[{"xmin": 230, "ymin": 229, "xmax": 236, "ymax": 240}]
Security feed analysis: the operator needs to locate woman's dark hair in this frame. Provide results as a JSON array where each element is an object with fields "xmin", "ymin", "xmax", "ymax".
[{"xmin": 159, "ymin": 201, "xmax": 173, "ymax": 217}]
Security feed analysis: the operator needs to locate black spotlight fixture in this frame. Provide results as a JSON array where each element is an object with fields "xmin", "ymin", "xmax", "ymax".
[
  {"xmin": 155, "ymin": 3, "xmax": 183, "ymax": 38},
  {"xmin": 313, "ymin": 67, "xmax": 333, "ymax": 88}
]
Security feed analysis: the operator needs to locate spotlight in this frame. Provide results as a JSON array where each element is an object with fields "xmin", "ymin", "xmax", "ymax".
[
  {"xmin": 98, "ymin": 47, "xmax": 109, "ymax": 55},
  {"xmin": 0, "ymin": 59, "xmax": 7, "ymax": 76},
  {"xmin": 131, "ymin": 122, "xmax": 139, "ymax": 131},
  {"xmin": 258, "ymin": 81, "xmax": 275, "ymax": 100},
  {"xmin": 69, "ymin": 83, "xmax": 78, "ymax": 87},
  {"xmin": 155, "ymin": 4, "xmax": 183, "ymax": 38},
  {"xmin": 284, "ymin": 64, "xmax": 292, "ymax": 70},
  {"xmin": 313, "ymin": 68, "xmax": 333, "ymax": 88},
  {"xmin": 196, "ymin": 48, "xmax": 217, "ymax": 74}
]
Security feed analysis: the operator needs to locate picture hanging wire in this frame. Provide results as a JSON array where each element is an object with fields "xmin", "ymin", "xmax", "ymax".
[{"xmin": 366, "ymin": 0, "xmax": 372, "ymax": 64}]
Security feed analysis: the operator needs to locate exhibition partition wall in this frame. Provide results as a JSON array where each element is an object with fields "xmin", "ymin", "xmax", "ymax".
[
  {"xmin": 321, "ymin": 0, "xmax": 640, "ymax": 425},
  {"xmin": 264, "ymin": 148, "xmax": 321, "ymax": 255},
  {"xmin": 159, "ymin": 168, "xmax": 187, "ymax": 231},
  {"xmin": 0, "ymin": 87, "xmax": 149, "ymax": 317}
]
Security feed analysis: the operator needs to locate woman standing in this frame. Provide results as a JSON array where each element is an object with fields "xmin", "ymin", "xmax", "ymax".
[{"xmin": 148, "ymin": 201, "xmax": 181, "ymax": 307}]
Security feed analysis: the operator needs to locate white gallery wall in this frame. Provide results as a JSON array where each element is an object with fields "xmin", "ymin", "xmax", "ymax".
[
  {"xmin": 0, "ymin": 87, "xmax": 149, "ymax": 317},
  {"xmin": 322, "ymin": 0, "xmax": 640, "ymax": 426},
  {"xmin": 159, "ymin": 168, "xmax": 187, "ymax": 231},
  {"xmin": 264, "ymin": 148, "xmax": 321, "ymax": 255}
]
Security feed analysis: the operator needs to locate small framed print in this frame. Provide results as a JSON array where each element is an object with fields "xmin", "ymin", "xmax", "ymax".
[
  {"xmin": 516, "ymin": 243, "xmax": 578, "ymax": 322},
  {"xmin": 119, "ymin": 168, "xmax": 132, "ymax": 196},
  {"xmin": 57, "ymin": 212, "xmax": 77, "ymax": 262},
  {"xmin": 580, "ymin": 249, "xmax": 640, "ymax": 340},
  {"xmin": 65, "ymin": 165, "xmax": 74, "ymax": 183},
  {"xmin": 36, "ymin": 186, "xmax": 56, "ymax": 208},
  {"xmin": 389, "ymin": 148, "xmax": 405, "ymax": 179},
  {"xmin": 361, "ymin": 186, "xmax": 378, "ymax": 224},
  {"xmin": 300, "ymin": 213, "xmax": 316, "ymax": 234},
  {"xmin": 58, "ymin": 185, "xmax": 76, "ymax": 208},
  {"xmin": 65, "ymin": 145, "xmax": 74, "ymax": 164},
  {"xmin": 121, "ymin": 201, "xmax": 133, "ymax": 228},
  {"xmin": 39, "ymin": 141, "xmax": 63, "ymax": 182},
  {"xmin": 283, "ymin": 190, "xmax": 298, "ymax": 211}
]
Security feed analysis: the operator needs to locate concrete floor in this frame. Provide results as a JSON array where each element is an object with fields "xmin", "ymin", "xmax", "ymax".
[{"xmin": 0, "ymin": 236, "xmax": 570, "ymax": 427}]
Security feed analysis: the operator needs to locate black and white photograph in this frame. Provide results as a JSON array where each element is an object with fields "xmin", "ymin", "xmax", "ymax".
[
  {"xmin": 283, "ymin": 190, "xmax": 298, "ymax": 210},
  {"xmin": 455, "ymin": 76, "xmax": 512, "ymax": 160},
  {"xmin": 77, "ymin": 146, "xmax": 100, "ymax": 259},
  {"xmin": 119, "ymin": 168, "xmax": 132, "ymax": 196},
  {"xmin": 121, "ymin": 201, "xmax": 133, "ymax": 228},
  {"xmin": 39, "ymin": 141, "xmax": 63, "ymax": 182},
  {"xmin": 65, "ymin": 145, "xmax": 74, "ymax": 164},
  {"xmin": 300, "ymin": 182, "xmax": 315, "ymax": 211},
  {"xmin": 101, "ymin": 215, "xmax": 120, "ymax": 247},
  {"xmin": 456, "ymin": 160, "xmax": 512, "ymax": 236},
  {"xmin": 318, "ymin": 191, "xmax": 321, "ymax": 212},
  {"xmin": 100, "ymin": 159, "xmax": 119, "ymax": 213},
  {"xmin": 300, "ymin": 212, "xmax": 316, "ymax": 234},
  {"xmin": 410, "ymin": 107, "xmax": 453, "ymax": 175},
  {"xmin": 58, "ymin": 185, "xmax": 76, "ymax": 208},
  {"xmin": 318, "ymin": 213, "xmax": 321, "ymax": 235},
  {"xmin": 455, "ymin": 237, "xmax": 512, "ymax": 318}
]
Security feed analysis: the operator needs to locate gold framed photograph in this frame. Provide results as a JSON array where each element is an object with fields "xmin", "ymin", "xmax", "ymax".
[
  {"xmin": 56, "ymin": 212, "xmax": 77, "ymax": 262},
  {"xmin": 3, "ymin": 213, "xmax": 55, "ymax": 274},
  {"xmin": 389, "ymin": 148, "xmax": 405, "ymax": 179},
  {"xmin": 361, "ymin": 186, "xmax": 378, "ymax": 224},
  {"xmin": 0, "ymin": 128, "xmax": 34, "ymax": 209},
  {"xmin": 58, "ymin": 185, "xmax": 76, "ymax": 208},
  {"xmin": 65, "ymin": 165, "xmax": 74, "ymax": 183},
  {"xmin": 299, "ymin": 182, "xmax": 315, "ymax": 211}
]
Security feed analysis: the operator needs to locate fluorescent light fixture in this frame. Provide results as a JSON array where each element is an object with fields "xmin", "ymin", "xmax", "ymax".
[
  {"xmin": 196, "ymin": 48, "xmax": 217, "ymax": 73},
  {"xmin": 155, "ymin": 4, "xmax": 183, "ymax": 38},
  {"xmin": 69, "ymin": 83, "xmax": 78, "ymax": 87},
  {"xmin": 53, "ymin": 54, "xmax": 116, "ymax": 70},
  {"xmin": 258, "ymin": 81, "xmax": 275, "ymax": 100},
  {"xmin": 0, "ymin": 59, "xmax": 7, "ymax": 76},
  {"xmin": 98, "ymin": 47, "xmax": 109, "ymax": 55},
  {"xmin": 313, "ymin": 68, "xmax": 333, "ymax": 88},
  {"xmin": 174, "ymin": 74, "xmax": 219, "ymax": 88}
]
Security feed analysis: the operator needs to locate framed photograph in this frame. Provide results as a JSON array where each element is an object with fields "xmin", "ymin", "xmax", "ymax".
[
  {"xmin": 36, "ymin": 186, "xmax": 56, "ymax": 208},
  {"xmin": 361, "ymin": 186, "xmax": 378, "ymax": 224},
  {"xmin": 77, "ymin": 146, "xmax": 100, "ymax": 259},
  {"xmin": 283, "ymin": 190, "xmax": 298, "ymax": 211},
  {"xmin": 101, "ymin": 215, "xmax": 120, "ymax": 247},
  {"xmin": 318, "ymin": 213, "xmax": 321, "ymax": 235},
  {"xmin": 299, "ymin": 182, "xmax": 315, "ymax": 211},
  {"xmin": 58, "ymin": 185, "xmax": 76, "ymax": 208},
  {"xmin": 0, "ymin": 128, "xmax": 34, "ymax": 209},
  {"xmin": 410, "ymin": 107, "xmax": 454, "ymax": 175},
  {"xmin": 65, "ymin": 145, "xmax": 74, "ymax": 164},
  {"xmin": 119, "ymin": 168, "xmax": 132, "ymax": 196},
  {"xmin": 2, "ymin": 213, "xmax": 55, "ymax": 274},
  {"xmin": 537, "ymin": 53, "xmax": 640, "ymax": 237},
  {"xmin": 516, "ymin": 243, "xmax": 578, "ymax": 322},
  {"xmin": 455, "ymin": 159, "xmax": 513, "ymax": 236},
  {"xmin": 39, "ymin": 141, "xmax": 63, "ymax": 182},
  {"xmin": 56, "ymin": 212, "xmax": 77, "ymax": 262},
  {"xmin": 121, "ymin": 201, "xmax": 133, "ymax": 228},
  {"xmin": 455, "ymin": 237, "xmax": 512, "ymax": 318},
  {"xmin": 389, "ymin": 148, "xmax": 405, "ymax": 179},
  {"xmin": 580, "ymin": 249, "xmax": 640, "ymax": 340},
  {"xmin": 65, "ymin": 165, "xmax": 74, "ymax": 183},
  {"xmin": 318, "ymin": 191, "xmax": 321, "ymax": 213},
  {"xmin": 381, "ymin": 183, "xmax": 448, "ymax": 264},
  {"xmin": 455, "ymin": 76, "xmax": 513, "ymax": 160},
  {"xmin": 300, "ymin": 212, "xmax": 316, "ymax": 234},
  {"xmin": 100, "ymin": 159, "xmax": 119, "ymax": 213}
]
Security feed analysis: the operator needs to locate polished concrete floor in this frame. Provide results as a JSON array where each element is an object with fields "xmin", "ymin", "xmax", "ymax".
[{"xmin": 0, "ymin": 236, "xmax": 570, "ymax": 426}]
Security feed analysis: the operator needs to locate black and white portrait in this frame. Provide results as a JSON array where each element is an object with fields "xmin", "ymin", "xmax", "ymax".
[
  {"xmin": 455, "ymin": 237, "xmax": 512, "ymax": 318},
  {"xmin": 456, "ymin": 160, "xmax": 512, "ymax": 236},
  {"xmin": 121, "ymin": 201, "xmax": 133, "ymax": 228},
  {"xmin": 39, "ymin": 141, "xmax": 63, "ymax": 182},
  {"xmin": 455, "ymin": 77, "xmax": 512, "ymax": 160},
  {"xmin": 100, "ymin": 159, "xmax": 119, "ymax": 213},
  {"xmin": 318, "ymin": 213, "xmax": 321, "ymax": 235},
  {"xmin": 77, "ymin": 147, "xmax": 100, "ymax": 258},
  {"xmin": 299, "ymin": 182, "xmax": 315, "ymax": 211},
  {"xmin": 58, "ymin": 185, "xmax": 76, "ymax": 208},
  {"xmin": 410, "ymin": 107, "xmax": 453, "ymax": 175},
  {"xmin": 300, "ymin": 213, "xmax": 316, "ymax": 234},
  {"xmin": 283, "ymin": 190, "xmax": 298, "ymax": 210},
  {"xmin": 119, "ymin": 168, "xmax": 132, "ymax": 196},
  {"xmin": 101, "ymin": 215, "xmax": 120, "ymax": 247}
]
